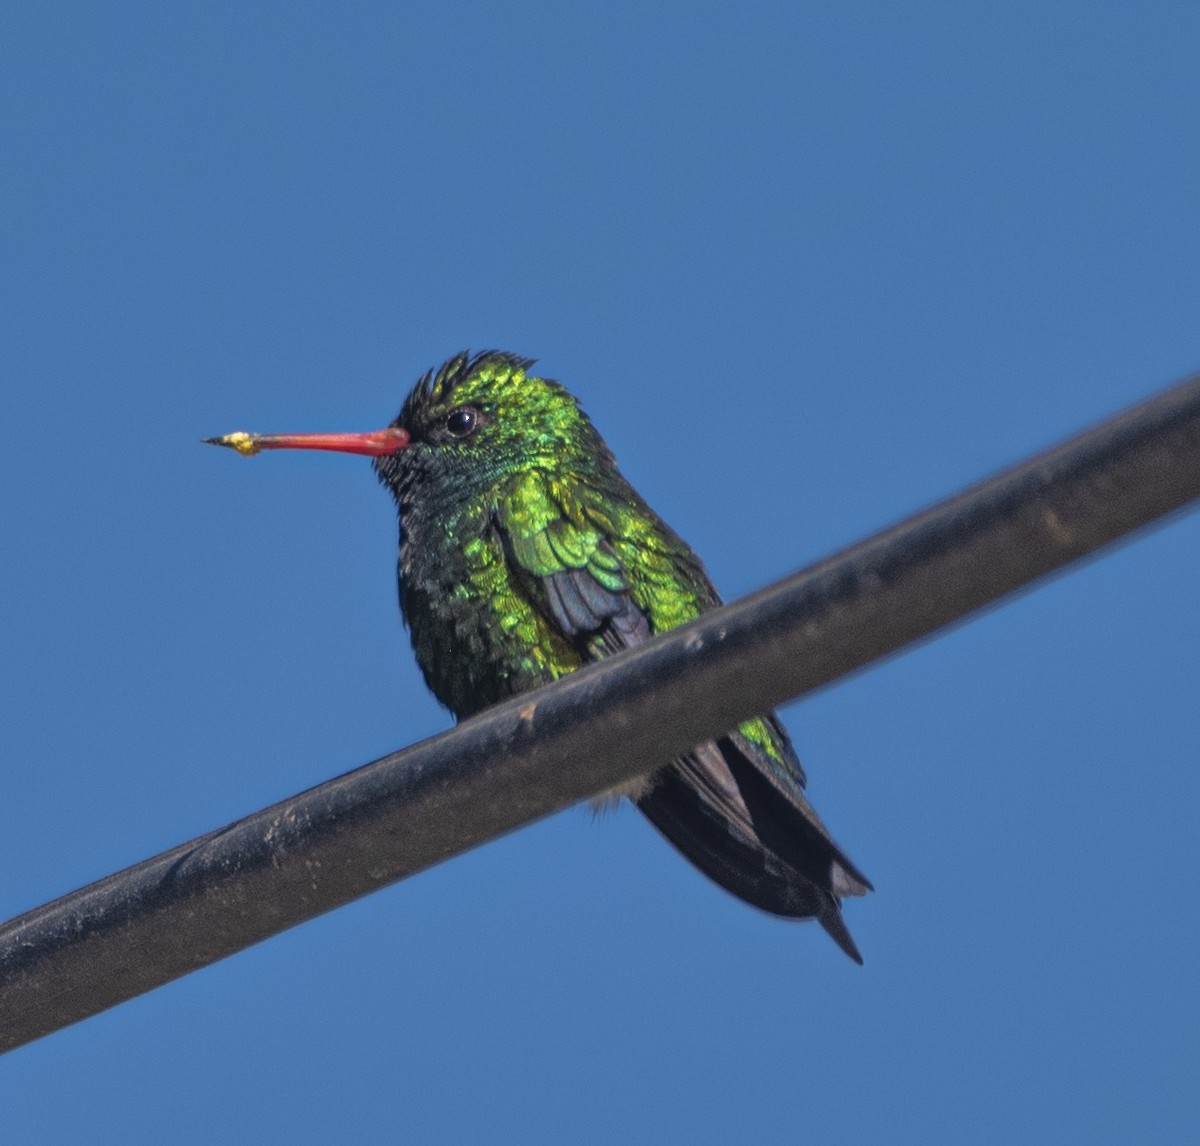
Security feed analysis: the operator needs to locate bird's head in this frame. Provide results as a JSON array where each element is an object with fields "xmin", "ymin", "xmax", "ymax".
[
  {"xmin": 206, "ymin": 351, "xmax": 611, "ymax": 509},
  {"xmin": 376, "ymin": 351, "xmax": 609, "ymax": 503}
]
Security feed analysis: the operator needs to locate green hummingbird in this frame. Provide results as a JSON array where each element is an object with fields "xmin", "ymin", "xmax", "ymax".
[{"xmin": 208, "ymin": 351, "xmax": 871, "ymax": 961}]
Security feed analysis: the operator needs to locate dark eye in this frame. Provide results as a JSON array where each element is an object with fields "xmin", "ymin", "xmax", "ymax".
[{"xmin": 444, "ymin": 406, "xmax": 479, "ymax": 439}]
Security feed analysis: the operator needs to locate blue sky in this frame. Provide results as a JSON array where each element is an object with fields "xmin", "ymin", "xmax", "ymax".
[{"xmin": 2, "ymin": 3, "xmax": 1198, "ymax": 1142}]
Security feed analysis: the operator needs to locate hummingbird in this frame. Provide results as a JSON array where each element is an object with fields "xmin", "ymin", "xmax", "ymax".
[{"xmin": 207, "ymin": 351, "xmax": 871, "ymax": 961}]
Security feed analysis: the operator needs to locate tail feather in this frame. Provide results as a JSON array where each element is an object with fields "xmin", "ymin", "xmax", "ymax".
[
  {"xmin": 635, "ymin": 743, "xmax": 869, "ymax": 964},
  {"xmin": 816, "ymin": 900, "xmax": 865, "ymax": 966}
]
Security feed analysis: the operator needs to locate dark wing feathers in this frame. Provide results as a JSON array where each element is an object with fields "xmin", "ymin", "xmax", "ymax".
[
  {"xmin": 717, "ymin": 734, "xmax": 872, "ymax": 897},
  {"xmin": 543, "ymin": 565, "xmax": 641, "ymax": 639},
  {"xmin": 636, "ymin": 748, "xmax": 866, "ymax": 964}
]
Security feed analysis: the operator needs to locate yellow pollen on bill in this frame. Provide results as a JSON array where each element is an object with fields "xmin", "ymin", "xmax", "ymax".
[{"xmin": 219, "ymin": 431, "xmax": 261, "ymax": 457}]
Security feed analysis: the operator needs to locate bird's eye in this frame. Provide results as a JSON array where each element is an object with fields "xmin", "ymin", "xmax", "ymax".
[{"xmin": 444, "ymin": 406, "xmax": 479, "ymax": 439}]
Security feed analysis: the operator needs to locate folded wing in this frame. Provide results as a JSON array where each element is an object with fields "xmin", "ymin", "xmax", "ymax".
[{"xmin": 498, "ymin": 472, "xmax": 871, "ymax": 962}]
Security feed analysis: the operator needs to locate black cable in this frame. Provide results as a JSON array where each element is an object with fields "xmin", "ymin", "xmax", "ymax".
[{"xmin": 2, "ymin": 370, "xmax": 1198, "ymax": 1054}]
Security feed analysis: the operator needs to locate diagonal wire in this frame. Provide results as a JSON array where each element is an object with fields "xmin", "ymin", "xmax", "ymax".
[{"xmin": 1, "ymin": 370, "xmax": 1199, "ymax": 1055}]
